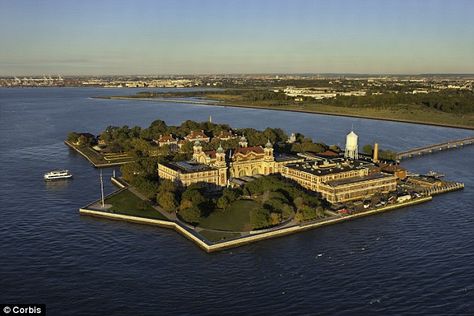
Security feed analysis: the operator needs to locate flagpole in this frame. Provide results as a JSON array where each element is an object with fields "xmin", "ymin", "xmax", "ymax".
[{"xmin": 100, "ymin": 169, "xmax": 105, "ymax": 207}]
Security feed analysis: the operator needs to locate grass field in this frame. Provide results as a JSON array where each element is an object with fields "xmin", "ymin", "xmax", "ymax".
[
  {"xmin": 198, "ymin": 199, "xmax": 259, "ymax": 231},
  {"xmin": 111, "ymin": 92, "xmax": 473, "ymax": 129},
  {"xmin": 66, "ymin": 141, "xmax": 135, "ymax": 166},
  {"xmin": 204, "ymin": 93, "xmax": 474, "ymax": 129},
  {"xmin": 198, "ymin": 230, "xmax": 242, "ymax": 242},
  {"xmin": 105, "ymin": 189, "xmax": 168, "ymax": 220}
]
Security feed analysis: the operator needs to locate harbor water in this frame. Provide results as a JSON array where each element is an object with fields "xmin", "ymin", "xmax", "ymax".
[{"xmin": 0, "ymin": 88, "xmax": 473, "ymax": 315}]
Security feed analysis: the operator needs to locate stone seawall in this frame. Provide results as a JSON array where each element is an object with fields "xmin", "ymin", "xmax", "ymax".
[{"xmin": 80, "ymin": 196, "xmax": 432, "ymax": 253}]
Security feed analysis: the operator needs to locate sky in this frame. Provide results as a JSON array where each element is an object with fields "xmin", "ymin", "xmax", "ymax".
[{"xmin": 0, "ymin": 0, "xmax": 473, "ymax": 75}]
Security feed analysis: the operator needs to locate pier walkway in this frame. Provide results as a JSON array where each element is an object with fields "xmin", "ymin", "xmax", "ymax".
[{"xmin": 396, "ymin": 136, "xmax": 474, "ymax": 160}]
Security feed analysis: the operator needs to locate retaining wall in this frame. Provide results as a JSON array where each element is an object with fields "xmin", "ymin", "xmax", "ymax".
[{"xmin": 80, "ymin": 196, "xmax": 432, "ymax": 253}]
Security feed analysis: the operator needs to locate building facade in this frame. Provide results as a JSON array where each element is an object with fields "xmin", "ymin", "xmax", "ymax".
[
  {"xmin": 318, "ymin": 173, "xmax": 398, "ymax": 203},
  {"xmin": 157, "ymin": 161, "xmax": 223, "ymax": 187},
  {"xmin": 280, "ymin": 159, "xmax": 397, "ymax": 204},
  {"xmin": 158, "ymin": 138, "xmax": 301, "ymax": 188}
]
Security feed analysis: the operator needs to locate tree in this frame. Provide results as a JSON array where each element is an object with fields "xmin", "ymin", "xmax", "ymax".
[
  {"xmin": 329, "ymin": 144, "xmax": 342, "ymax": 153},
  {"xmin": 158, "ymin": 191, "xmax": 177, "ymax": 212},
  {"xmin": 120, "ymin": 162, "xmax": 143, "ymax": 182},
  {"xmin": 250, "ymin": 207, "xmax": 271, "ymax": 229},
  {"xmin": 179, "ymin": 206, "xmax": 201, "ymax": 225},
  {"xmin": 67, "ymin": 132, "xmax": 80, "ymax": 143},
  {"xmin": 108, "ymin": 142, "xmax": 124, "ymax": 153},
  {"xmin": 281, "ymin": 204, "xmax": 294, "ymax": 220},
  {"xmin": 216, "ymin": 196, "xmax": 230, "ymax": 209},
  {"xmin": 133, "ymin": 177, "xmax": 160, "ymax": 200},
  {"xmin": 158, "ymin": 179, "xmax": 177, "ymax": 194},
  {"xmin": 216, "ymin": 188, "xmax": 241, "ymax": 209},
  {"xmin": 181, "ymin": 187, "xmax": 206, "ymax": 206},
  {"xmin": 363, "ymin": 144, "xmax": 373, "ymax": 155}
]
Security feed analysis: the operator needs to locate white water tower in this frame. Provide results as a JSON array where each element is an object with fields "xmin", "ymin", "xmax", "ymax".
[{"xmin": 345, "ymin": 131, "xmax": 359, "ymax": 159}]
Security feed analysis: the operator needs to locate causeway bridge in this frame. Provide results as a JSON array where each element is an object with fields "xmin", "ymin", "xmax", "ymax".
[{"xmin": 396, "ymin": 136, "xmax": 474, "ymax": 160}]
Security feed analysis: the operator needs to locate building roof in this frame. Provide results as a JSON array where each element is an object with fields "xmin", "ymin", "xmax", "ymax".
[
  {"xmin": 274, "ymin": 153, "xmax": 302, "ymax": 162},
  {"xmin": 234, "ymin": 146, "xmax": 264, "ymax": 155},
  {"xmin": 204, "ymin": 150, "xmax": 216, "ymax": 158},
  {"xmin": 380, "ymin": 164, "xmax": 407, "ymax": 173},
  {"xmin": 158, "ymin": 134, "xmax": 176, "ymax": 142},
  {"xmin": 286, "ymin": 160, "xmax": 367, "ymax": 176},
  {"xmin": 185, "ymin": 130, "xmax": 209, "ymax": 140},
  {"xmin": 160, "ymin": 161, "xmax": 215, "ymax": 174},
  {"xmin": 324, "ymin": 172, "xmax": 395, "ymax": 187},
  {"xmin": 317, "ymin": 150, "xmax": 339, "ymax": 157},
  {"xmin": 215, "ymin": 130, "xmax": 235, "ymax": 139}
]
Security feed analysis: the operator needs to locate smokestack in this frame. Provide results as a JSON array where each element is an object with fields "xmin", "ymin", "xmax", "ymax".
[{"xmin": 373, "ymin": 143, "xmax": 379, "ymax": 163}]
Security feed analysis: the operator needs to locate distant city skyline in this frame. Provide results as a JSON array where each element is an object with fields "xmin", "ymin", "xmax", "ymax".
[{"xmin": 1, "ymin": 0, "xmax": 473, "ymax": 75}]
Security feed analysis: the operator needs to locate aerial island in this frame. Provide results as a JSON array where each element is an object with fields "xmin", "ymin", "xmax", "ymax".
[{"xmin": 67, "ymin": 119, "xmax": 464, "ymax": 252}]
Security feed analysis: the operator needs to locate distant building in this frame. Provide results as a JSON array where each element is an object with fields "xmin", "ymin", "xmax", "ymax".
[
  {"xmin": 287, "ymin": 133, "xmax": 297, "ymax": 144},
  {"xmin": 238, "ymin": 135, "xmax": 248, "ymax": 148},
  {"xmin": 184, "ymin": 130, "xmax": 210, "ymax": 143},
  {"xmin": 213, "ymin": 130, "xmax": 237, "ymax": 141},
  {"xmin": 155, "ymin": 134, "xmax": 178, "ymax": 147}
]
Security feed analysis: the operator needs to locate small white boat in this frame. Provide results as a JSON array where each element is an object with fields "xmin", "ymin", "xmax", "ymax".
[{"xmin": 44, "ymin": 170, "xmax": 73, "ymax": 181}]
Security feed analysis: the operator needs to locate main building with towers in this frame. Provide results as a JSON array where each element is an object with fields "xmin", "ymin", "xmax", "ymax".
[
  {"xmin": 157, "ymin": 130, "xmax": 398, "ymax": 204},
  {"xmin": 157, "ymin": 135, "xmax": 302, "ymax": 188}
]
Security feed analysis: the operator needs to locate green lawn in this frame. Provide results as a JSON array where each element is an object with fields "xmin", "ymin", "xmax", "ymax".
[
  {"xmin": 198, "ymin": 230, "xmax": 242, "ymax": 242},
  {"xmin": 198, "ymin": 199, "xmax": 259, "ymax": 231},
  {"xmin": 68, "ymin": 142, "xmax": 135, "ymax": 165},
  {"xmin": 105, "ymin": 189, "xmax": 168, "ymax": 220}
]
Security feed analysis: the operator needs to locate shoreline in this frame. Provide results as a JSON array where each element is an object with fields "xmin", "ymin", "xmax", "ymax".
[
  {"xmin": 80, "ymin": 195, "xmax": 433, "ymax": 253},
  {"xmin": 97, "ymin": 96, "xmax": 474, "ymax": 131}
]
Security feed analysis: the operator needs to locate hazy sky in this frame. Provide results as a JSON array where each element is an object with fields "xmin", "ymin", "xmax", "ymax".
[{"xmin": 1, "ymin": 0, "xmax": 473, "ymax": 75}]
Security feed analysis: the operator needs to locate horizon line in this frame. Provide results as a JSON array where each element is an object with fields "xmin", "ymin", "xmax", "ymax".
[{"xmin": 2, "ymin": 72, "xmax": 474, "ymax": 77}]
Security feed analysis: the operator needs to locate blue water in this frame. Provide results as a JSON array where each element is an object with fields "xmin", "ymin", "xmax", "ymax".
[{"xmin": 0, "ymin": 88, "xmax": 473, "ymax": 315}]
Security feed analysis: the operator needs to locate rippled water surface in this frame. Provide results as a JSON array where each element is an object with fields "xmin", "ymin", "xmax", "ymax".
[{"xmin": 0, "ymin": 88, "xmax": 473, "ymax": 315}]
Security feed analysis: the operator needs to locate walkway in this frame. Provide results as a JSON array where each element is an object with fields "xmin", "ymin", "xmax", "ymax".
[{"xmin": 396, "ymin": 136, "xmax": 474, "ymax": 160}]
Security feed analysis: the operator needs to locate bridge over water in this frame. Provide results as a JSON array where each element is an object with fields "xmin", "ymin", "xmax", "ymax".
[{"xmin": 396, "ymin": 136, "xmax": 474, "ymax": 160}]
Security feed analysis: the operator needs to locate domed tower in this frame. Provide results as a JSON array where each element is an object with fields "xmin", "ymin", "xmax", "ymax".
[
  {"xmin": 344, "ymin": 131, "xmax": 358, "ymax": 160},
  {"xmin": 239, "ymin": 135, "xmax": 248, "ymax": 148},
  {"xmin": 215, "ymin": 144, "xmax": 226, "ymax": 167},
  {"xmin": 264, "ymin": 139, "xmax": 274, "ymax": 161},
  {"xmin": 215, "ymin": 144, "xmax": 227, "ymax": 186},
  {"xmin": 192, "ymin": 140, "xmax": 203, "ymax": 161},
  {"xmin": 263, "ymin": 140, "xmax": 275, "ymax": 174}
]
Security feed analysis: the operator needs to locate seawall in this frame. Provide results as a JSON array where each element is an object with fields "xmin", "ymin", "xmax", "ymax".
[{"xmin": 79, "ymin": 196, "xmax": 432, "ymax": 253}]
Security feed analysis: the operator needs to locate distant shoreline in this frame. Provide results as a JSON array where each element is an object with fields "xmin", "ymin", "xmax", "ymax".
[{"xmin": 94, "ymin": 96, "xmax": 474, "ymax": 131}]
